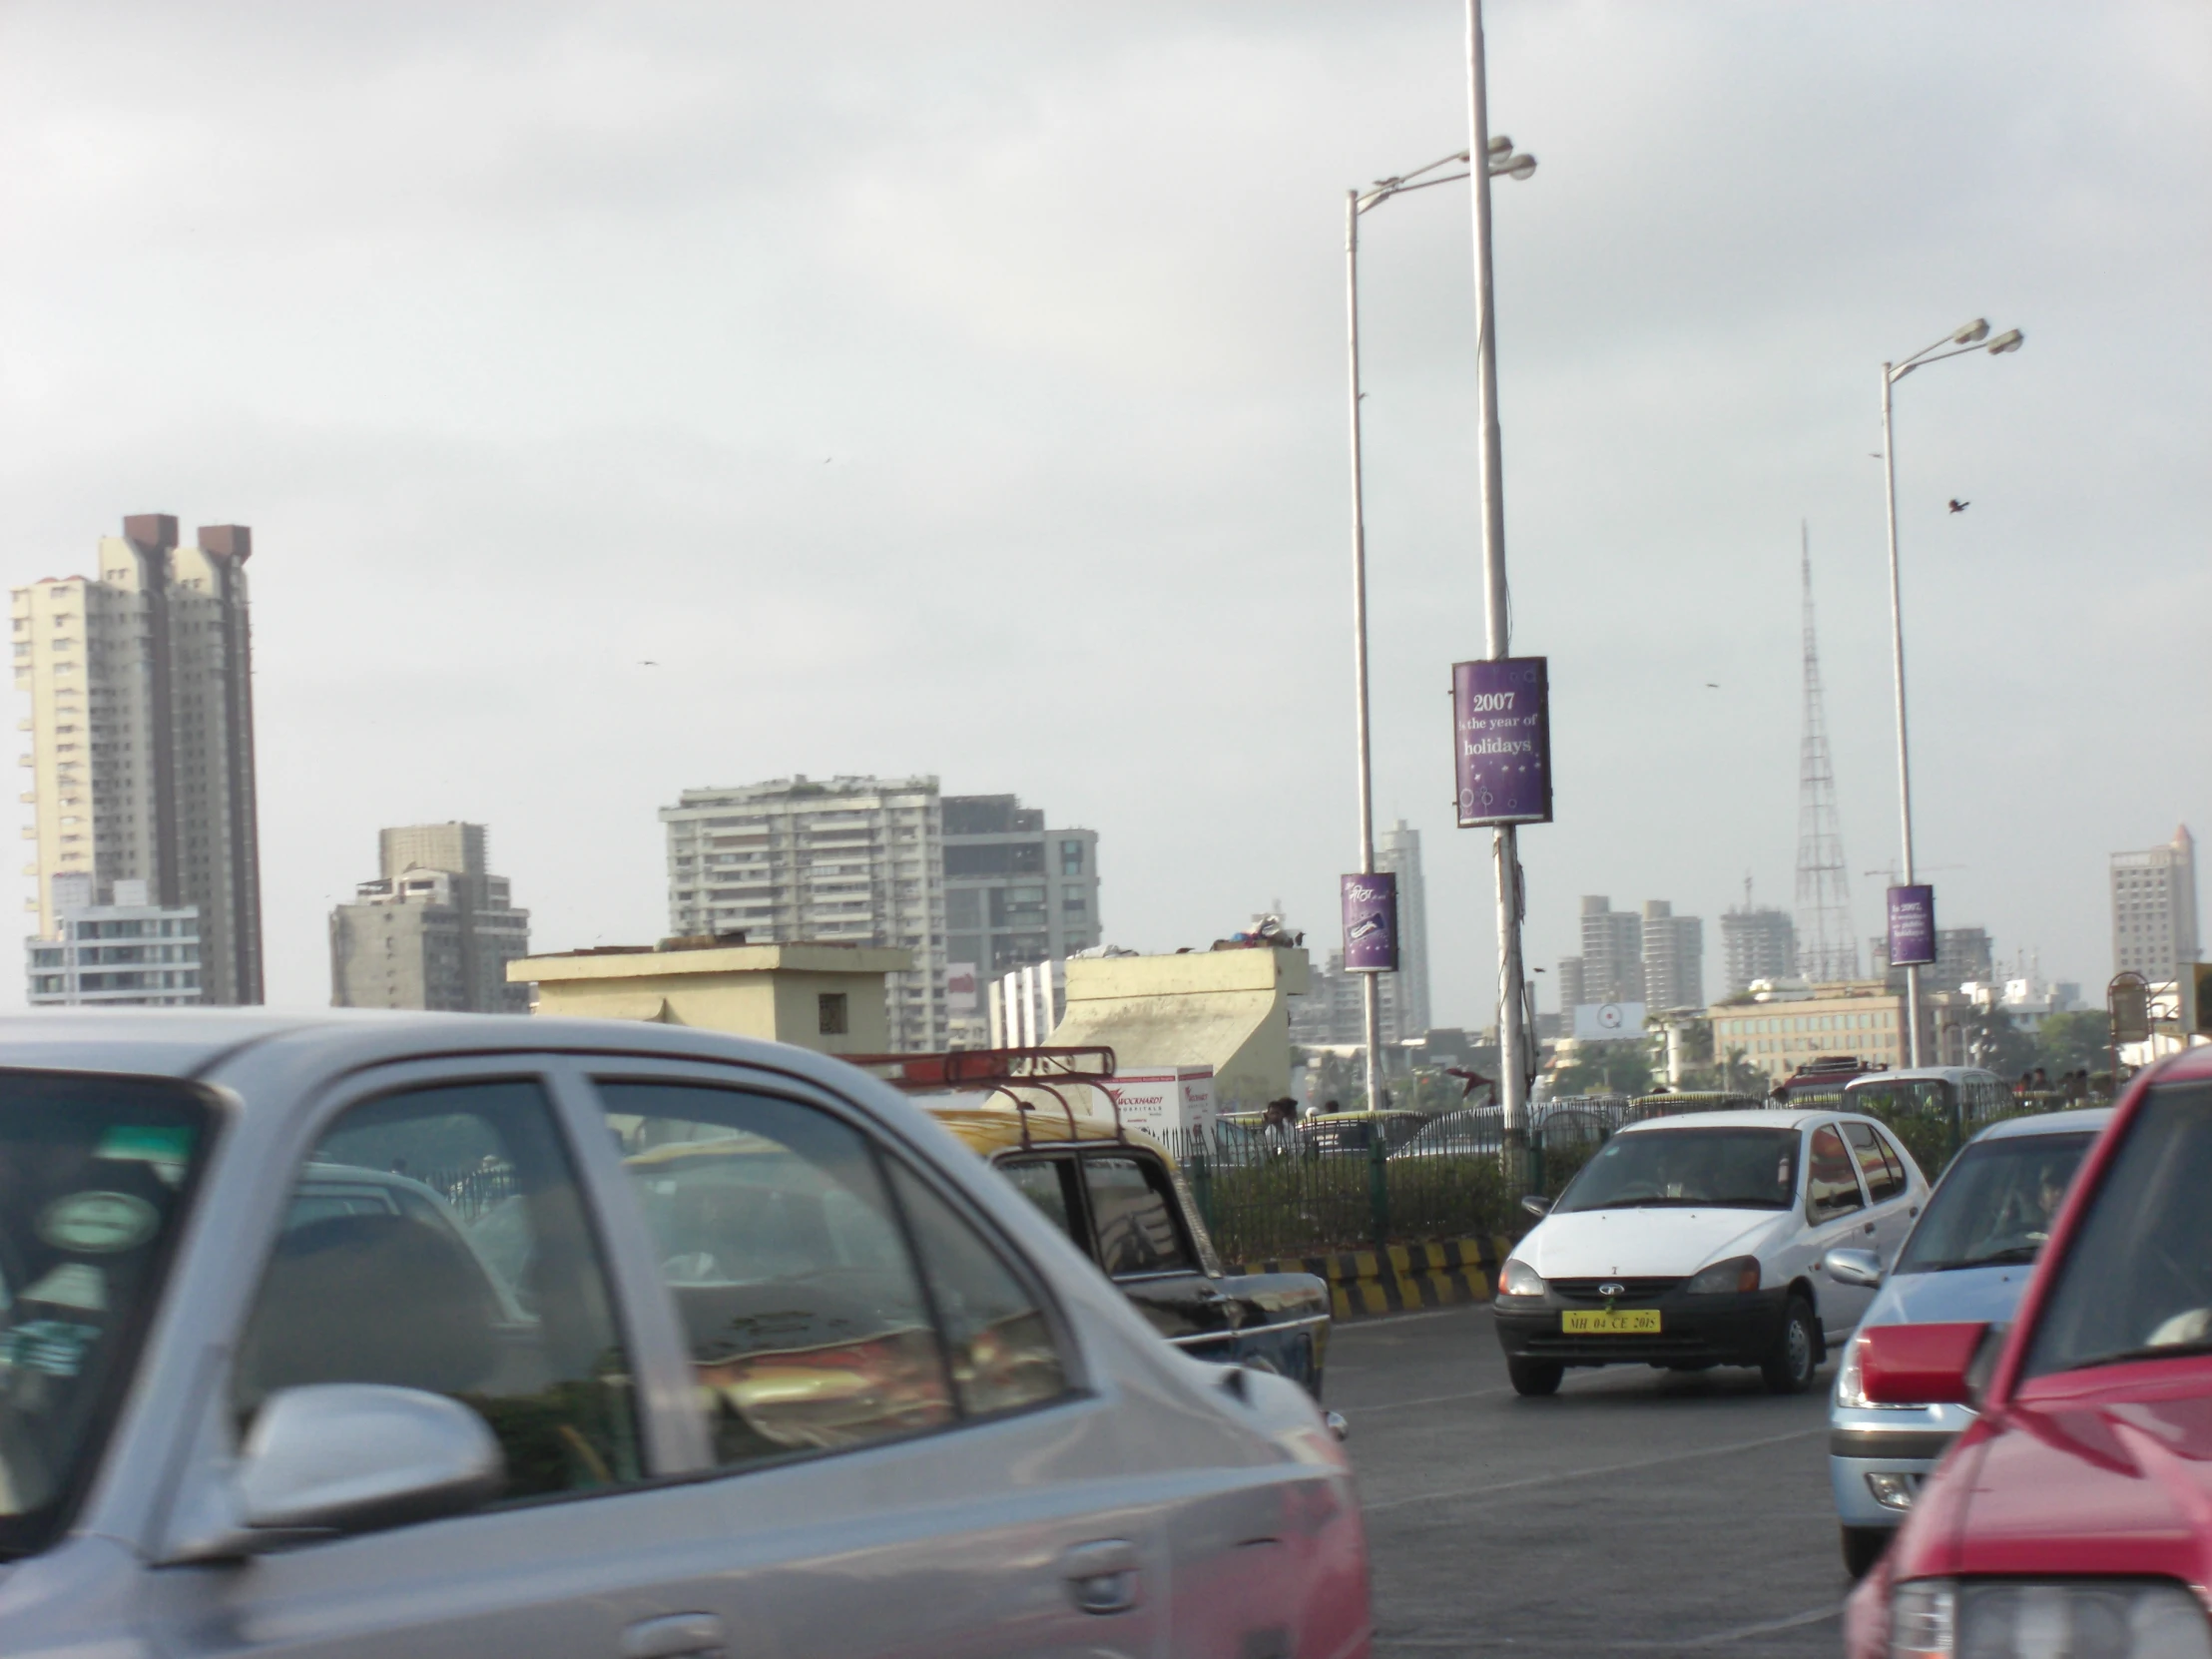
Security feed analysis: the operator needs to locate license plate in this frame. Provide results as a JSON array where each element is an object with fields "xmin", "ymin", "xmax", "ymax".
[{"xmin": 1562, "ymin": 1309, "xmax": 1661, "ymax": 1334}]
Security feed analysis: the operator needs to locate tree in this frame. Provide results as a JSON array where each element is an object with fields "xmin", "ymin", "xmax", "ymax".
[
  {"xmin": 1546, "ymin": 1040, "xmax": 1654, "ymax": 1099},
  {"xmin": 2034, "ymin": 1010, "xmax": 2111, "ymax": 1076},
  {"xmin": 1952, "ymin": 1003, "xmax": 2038, "ymax": 1079}
]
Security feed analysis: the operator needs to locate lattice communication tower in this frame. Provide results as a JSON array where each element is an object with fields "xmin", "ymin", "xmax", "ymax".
[{"xmin": 1794, "ymin": 523, "xmax": 1859, "ymax": 983}]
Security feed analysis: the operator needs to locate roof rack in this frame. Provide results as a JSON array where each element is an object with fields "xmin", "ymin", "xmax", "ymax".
[{"xmin": 841, "ymin": 1045, "xmax": 1122, "ymax": 1150}]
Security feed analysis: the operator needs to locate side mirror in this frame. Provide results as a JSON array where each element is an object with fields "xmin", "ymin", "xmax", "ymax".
[
  {"xmin": 174, "ymin": 1384, "xmax": 503, "ymax": 1560},
  {"xmin": 1859, "ymin": 1322, "xmax": 1989, "ymax": 1405},
  {"xmin": 1823, "ymin": 1248, "xmax": 1883, "ymax": 1290},
  {"xmin": 1520, "ymin": 1194, "xmax": 1552, "ymax": 1219}
]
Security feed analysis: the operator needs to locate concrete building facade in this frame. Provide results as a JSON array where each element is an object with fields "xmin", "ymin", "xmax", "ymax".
[
  {"xmin": 1708, "ymin": 984, "xmax": 1928, "ymax": 1087},
  {"xmin": 2111, "ymin": 826, "xmax": 2199, "ymax": 981},
  {"xmin": 661, "ymin": 776, "xmax": 947, "ymax": 1052},
  {"xmin": 13, "ymin": 515, "xmax": 263, "ymax": 1004},
  {"xmin": 1577, "ymin": 896, "xmax": 1645, "ymax": 1006},
  {"xmin": 1720, "ymin": 903, "xmax": 1796, "ymax": 996},
  {"xmin": 1873, "ymin": 925, "xmax": 1994, "ymax": 995},
  {"xmin": 25, "ymin": 875, "xmax": 202, "ymax": 1006},
  {"xmin": 1640, "ymin": 900, "xmax": 1705, "ymax": 1012},
  {"xmin": 329, "ymin": 823, "xmax": 530, "ymax": 1013},
  {"xmin": 941, "ymin": 793, "xmax": 1100, "ymax": 1039},
  {"xmin": 1377, "ymin": 820, "xmax": 1432, "ymax": 1038}
]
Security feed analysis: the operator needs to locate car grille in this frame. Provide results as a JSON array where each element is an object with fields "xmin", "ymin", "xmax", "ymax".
[{"xmin": 1548, "ymin": 1277, "xmax": 1682, "ymax": 1304}]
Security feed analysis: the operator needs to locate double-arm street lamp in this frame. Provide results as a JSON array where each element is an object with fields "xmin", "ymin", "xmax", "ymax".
[
  {"xmin": 1344, "ymin": 135, "xmax": 1536, "ymax": 1113},
  {"xmin": 1881, "ymin": 318, "xmax": 2024, "ymax": 1066}
]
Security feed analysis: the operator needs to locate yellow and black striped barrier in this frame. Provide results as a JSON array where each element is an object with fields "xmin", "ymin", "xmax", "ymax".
[{"xmin": 1226, "ymin": 1237, "xmax": 1511, "ymax": 1320}]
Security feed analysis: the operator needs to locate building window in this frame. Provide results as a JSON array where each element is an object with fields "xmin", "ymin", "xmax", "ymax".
[{"xmin": 818, "ymin": 992, "xmax": 849, "ymax": 1036}]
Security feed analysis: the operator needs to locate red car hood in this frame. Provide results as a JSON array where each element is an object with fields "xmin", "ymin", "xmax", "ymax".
[{"xmin": 1911, "ymin": 1356, "xmax": 2212, "ymax": 1583}]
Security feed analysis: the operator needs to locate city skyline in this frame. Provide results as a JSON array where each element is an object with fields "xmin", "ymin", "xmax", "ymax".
[{"xmin": 0, "ymin": 5, "xmax": 2202, "ymax": 1018}]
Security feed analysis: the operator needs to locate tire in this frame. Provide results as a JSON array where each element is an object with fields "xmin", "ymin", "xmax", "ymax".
[
  {"xmin": 1761, "ymin": 1297, "xmax": 1819, "ymax": 1394},
  {"xmin": 1841, "ymin": 1525, "xmax": 1890, "ymax": 1579},
  {"xmin": 1507, "ymin": 1355, "xmax": 1564, "ymax": 1396}
]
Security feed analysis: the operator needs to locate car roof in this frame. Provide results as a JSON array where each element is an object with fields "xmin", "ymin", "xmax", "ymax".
[
  {"xmin": 1846, "ymin": 1066, "xmax": 1999, "ymax": 1085},
  {"xmin": 1613, "ymin": 1107, "xmax": 1853, "ymax": 1133},
  {"xmin": 1968, "ymin": 1106, "xmax": 2116, "ymax": 1143}
]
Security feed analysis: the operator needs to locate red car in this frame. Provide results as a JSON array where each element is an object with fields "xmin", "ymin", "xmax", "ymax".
[{"xmin": 1845, "ymin": 1044, "xmax": 2212, "ymax": 1658}]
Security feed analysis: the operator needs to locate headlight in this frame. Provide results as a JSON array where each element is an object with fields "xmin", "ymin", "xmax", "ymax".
[
  {"xmin": 1837, "ymin": 1331, "xmax": 1870, "ymax": 1408},
  {"xmin": 1890, "ymin": 1578, "xmax": 2212, "ymax": 1658},
  {"xmin": 1684, "ymin": 1255, "xmax": 1761, "ymax": 1296},
  {"xmin": 1499, "ymin": 1259, "xmax": 1546, "ymax": 1298}
]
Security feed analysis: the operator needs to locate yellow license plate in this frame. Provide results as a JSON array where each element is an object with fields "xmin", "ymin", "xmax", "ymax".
[{"xmin": 1561, "ymin": 1309, "xmax": 1661, "ymax": 1334}]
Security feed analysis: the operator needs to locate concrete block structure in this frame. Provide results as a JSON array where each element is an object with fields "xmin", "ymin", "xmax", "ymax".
[{"xmin": 1047, "ymin": 947, "xmax": 1311, "ymax": 1114}]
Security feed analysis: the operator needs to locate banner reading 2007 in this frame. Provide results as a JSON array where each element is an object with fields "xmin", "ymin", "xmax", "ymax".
[{"xmin": 1452, "ymin": 656, "xmax": 1552, "ymax": 828}]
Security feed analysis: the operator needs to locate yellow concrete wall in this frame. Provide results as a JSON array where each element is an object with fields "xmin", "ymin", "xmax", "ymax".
[
  {"xmin": 1049, "ymin": 947, "xmax": 1310, "ymax": 1113},
  {"xmin": 513, "ymin": 944, "xmax": 906, "ymax": 1057}
]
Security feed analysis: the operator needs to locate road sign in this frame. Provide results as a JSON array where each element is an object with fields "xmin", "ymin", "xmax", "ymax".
[{"xmin": 2109, "ymin": 972, "xmax": 2151, "ymax": 1045}]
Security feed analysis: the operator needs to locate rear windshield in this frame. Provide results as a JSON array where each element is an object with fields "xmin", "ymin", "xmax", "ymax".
[
  {"xmin": 0, "ymin": 1072, "xmax": 212, "ymax": 1560},
  {"xmin": 2024, "ymin": 1081, "xmax": 2212, "ymax": 1380},
  {"xmin": 1892, "ymin": 1131, "xmax": 2096, "ymax": 1275},
  {"xmin": 1553, "ymin": 1127, "xmax": 1800, "ymax": 1213}
]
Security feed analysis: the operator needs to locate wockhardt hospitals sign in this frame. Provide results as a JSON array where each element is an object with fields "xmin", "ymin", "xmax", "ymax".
[{"xmin": 1452, "ymin": 657, "xmax": 1552, "ymax": 828}]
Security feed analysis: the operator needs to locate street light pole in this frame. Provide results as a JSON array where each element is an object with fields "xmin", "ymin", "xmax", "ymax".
[
  {"xmin": 1878, "ymin": 318, "xmax": 2024, "ymax": 1067},
  {"xmin": 1463, "ymin": 0, "xmax": 1530, "ymax": 1180}
]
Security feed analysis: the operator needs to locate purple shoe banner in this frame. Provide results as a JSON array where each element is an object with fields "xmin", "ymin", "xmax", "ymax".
[
  {"xmin": 1887, "ymin": 884, "xmax": 1936, "ymax": 967},
  {"xmin": 1452, "ymin": 657, "xmax": 1552, "ymax": 827},
  {"xmin": 1341, "ymin": 872, "xmax": 1399, "ymax": 973}
]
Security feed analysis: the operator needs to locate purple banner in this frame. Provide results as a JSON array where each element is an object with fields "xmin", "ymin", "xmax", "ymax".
[
  {"xmin": 1453, "ymin": 657, "xmax": 1552, "ymax": 828},
  {"xmin": 1887, "ymin": 884, "xmax": 1936, "ymax": 968},
  {"xmin": 1341, "ymin": 872, "xmax": 1399, "ymax": 973}
]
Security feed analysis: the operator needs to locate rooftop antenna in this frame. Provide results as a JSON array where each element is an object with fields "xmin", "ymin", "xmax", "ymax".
[{"xmin": 1795, "ymin": 523, "xmax": 1860, "ymax": 984}]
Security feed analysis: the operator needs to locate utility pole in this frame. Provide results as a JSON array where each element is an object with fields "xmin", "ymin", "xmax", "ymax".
[{"xmin": 1345, "ymin": 189, "xmax": 1385, "ymax": 1114}]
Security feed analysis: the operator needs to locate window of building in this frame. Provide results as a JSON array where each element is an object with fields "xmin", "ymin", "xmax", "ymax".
[
  {"xmin": 1058, "ymin": 840, "xmax": 1085, "ymax": 876},
  {"xmin": 818, "ymin": 992, "xmax": 849, "ymax": 1035}
]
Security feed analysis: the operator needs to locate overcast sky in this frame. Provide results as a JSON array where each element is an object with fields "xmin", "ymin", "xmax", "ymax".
[{"xmin": 1, "ymin": 1, "xmax": 2205, "ymax": 1022}]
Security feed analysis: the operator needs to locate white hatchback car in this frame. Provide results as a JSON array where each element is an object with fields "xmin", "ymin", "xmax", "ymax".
[{"xmin": 1492, "ymin": 1109, "xmax": 1928, "ymax": 1395}]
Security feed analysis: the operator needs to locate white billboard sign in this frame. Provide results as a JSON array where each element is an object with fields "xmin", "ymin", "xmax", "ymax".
[{"xmin": 1572, "ymin": 1001, "xmax": 1647, "ymax": 1041}]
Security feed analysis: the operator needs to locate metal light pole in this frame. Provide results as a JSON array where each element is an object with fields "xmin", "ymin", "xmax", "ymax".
[
  {"xmin": 1345, "ymin": 142, "xmax": 1534, "ymax": 1115},
  {"xmin": 1879, "ymin": 318, "xmax": 2024, "ymax": 1066},
  {"xmin": 1463, "ymin": 0, "xmax": 1530, "ymax": 1181}
]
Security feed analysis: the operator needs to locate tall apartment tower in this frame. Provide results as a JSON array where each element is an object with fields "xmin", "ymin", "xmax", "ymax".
[
  {"xmin": 662, "ymin": 776, "xmax": 947, "ymax": 1051},
  {"xmin": 1577, "ymin": 896, "xmax": 1645, "ymax": 1005},
  {"xmin": 329, "ymin": 823, "xmax": 531, "ymax": 1013},
  {"xmin": 1720, "ymin": 887, "xmax": 1797, "ymax": 995},
  {"xmin": 2111, "ymin": 826, "xmax": 2199, "ymax": 981},
  {"xmin": 941, "ymin": 792, "xmax": 1100, "ymax": 977},
  {"xmin": 1377, "ymin": 820, "xmax": 1432, "ymax": 1037},
  {"xmin": 1640, "ymin": 900, "xmax": 1705, "ymax": 1011},
  {"xmin": 14, "ymin": 515, "xmax": 263, "ymax": 1004}
]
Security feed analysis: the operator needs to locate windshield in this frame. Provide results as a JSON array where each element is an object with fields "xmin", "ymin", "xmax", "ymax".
[
  {"xmin": 0, "ymin": 1073, "xmax": 211, "ymax": 1561},
  {"xmin": 1892, "ymin": 1131, "xmax": 2095, "ymax": 1274},
  {"xmin": 1553, "ymin": 1127, "xmax": 1800, "ymax": 1213},
  {"xmin": 1847, "ymin": 1079, "xmax": 1953, "ymax": 1117},
  {"xmin": 2024, "ymin": 1081, "xmax": 2212, "ymax": 1379}
]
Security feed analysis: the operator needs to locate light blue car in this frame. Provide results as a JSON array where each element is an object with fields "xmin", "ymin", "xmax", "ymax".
[{"xmin": 1822, "ymin": 1106, "xmax": 2113, "ymax": 1579}]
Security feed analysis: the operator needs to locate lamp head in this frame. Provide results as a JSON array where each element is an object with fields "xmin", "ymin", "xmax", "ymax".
[
  {"xmin": 1487, "ymin": 135, "xmax": 1512, "ymax": 158},
  {"xmin": 1952, "ymin": 319, "xmax": 1990, "ymax": 345},
  {"xmin": 1506, "ymin": 154, "xmax": 1537, "ymax": 181},
  {"xmin": 1986, "ymin": 328, "xmax": 2024, "ymax": 354}
]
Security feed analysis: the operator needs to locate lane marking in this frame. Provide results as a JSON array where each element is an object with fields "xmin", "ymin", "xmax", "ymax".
[
  {"xmin": 1344, "ymin": 1385, "xmax": 1516, "ymax": 1413},
  {"xmin": 1360, "ymin": 1424, "xmax": 1825, "ymax": 1513},
  {"xmin": 1380, "ymin": 1601, "xmax": 1841, "ymax": 1652}
]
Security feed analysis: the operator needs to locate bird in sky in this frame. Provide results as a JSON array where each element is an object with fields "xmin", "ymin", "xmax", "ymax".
[
  {"xmin": 1948, "ymin": 499, "xmax": 1969, "ymax": 513},
  {"xmin": 1705, "ymin": 682, "xmax": 1720, "ymax": 689},
  {"xmin": 639, "ymin": 660, "xmax": 660, "ymax": 667}
]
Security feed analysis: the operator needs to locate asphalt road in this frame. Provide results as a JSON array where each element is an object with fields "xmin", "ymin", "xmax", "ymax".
[{"xmin": 1332, "ymin": 1302, "xmax": 1849, "ymax": 1658}]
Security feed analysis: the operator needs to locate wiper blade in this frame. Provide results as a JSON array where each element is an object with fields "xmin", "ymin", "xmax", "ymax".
[
  {"xmin": 2075, "ymin": 1339, "xmax": 2212, "ymax": 1371},
  {"xmin": 1925, "ymin": 1247, "xmax": 2040, "ymax": 1272}
]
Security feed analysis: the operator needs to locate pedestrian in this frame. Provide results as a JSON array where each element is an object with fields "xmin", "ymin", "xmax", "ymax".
[
  {"xmin": 2031, "ymin": 1066, "xmax": 2050, "ymax": 1094},
  {"xmin": 2016, "ymin": 1071, "xmax": 2033, "ymax": 1100}
]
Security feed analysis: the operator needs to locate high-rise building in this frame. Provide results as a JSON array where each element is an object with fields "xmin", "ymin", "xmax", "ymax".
[
  {"xmin": 1640, "ymin": 900, "xmax": 1705, "ymax": 1011},
  {"xmin": 1720, "ymin": 900, "xmax": 1796, "ymax": 995},
  {"xmin": 661, "ymin": 776, "xmax": 947, "ymax": 1052},
  {"xmin": 14, "ymin": 515, "xmax": 263, "ymax": 1004},
  {"xmin": 1577, "ymin": 896, "xmax": 1644, "ymax": 1005},
  {"xmin": 941, "ymin": 795, "xmax": 1100, "ymax": 980},
  {"xmin": 2111, "ymin": 826, "xmax": 2200, "ymax": 981},
  {"xmin": 1871, "ymin": 925, "xmax": 1994, "ymax": 995},
  {"xmin": 1289, "ymin": 948, "xmax": 1403, "ymax": 1048},
  {"xmin": 25, "ymin": 875, "xmax": 203, "ymax": 1006},
  {"xmin": 329, "ymin": 823, "xmax": 531, "ymax": 1013},
  {"xmin": 1377, "ymin": 820, "xmax": 1432, "ymax": 1037},
  {"xmin": 1555, "ymin": 956, "xmax": 1587, "ymax": 1016}
]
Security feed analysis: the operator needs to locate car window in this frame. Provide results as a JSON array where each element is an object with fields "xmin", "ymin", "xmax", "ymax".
[
  {"xmin": 233, "ymin": 1079, "xmax": 641, "ymax": 1502},
  {"xmin": 0, "ymin": 1073, "xmax": 211, "ymax": 1563},
  {"xmin": 882, "ymin": 1162, "xmax": 1068, "ymax": 1418},
  {"xmin": 1082, "ymin": 1154, "xmax": 1195, "ymax": 1276},
  {"xmin": 2024, "ymin": 1082, "xmax": 2212, "ymax": 1379},
  {"xmin": 601, "ymin": 1081, "xmax": 955, "ymax": 1468},
  {"xmin": 1893, "ymin": 1131, "xmax": 2094, "ymax": 1275},
  {"xmin": 1552, "ymin": 1128, "xmax": 1799, "ymax": 1213},
  {"xmin": 1805, "ymin": 1125, "xmax": 1865, "ymax": 1222},
  {"xmin": 996, "ymin": 1156, "xmax": 1087, "ymax": 1252},
  {"xmin": 1842, "ymin": 1122, "xmax": 1905, "ymax": 1202}
]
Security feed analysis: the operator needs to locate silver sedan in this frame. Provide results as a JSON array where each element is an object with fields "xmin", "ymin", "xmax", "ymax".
[{"xmin": 0, "ymin": 1011, "xmax": 1371, "ymax": 1659}]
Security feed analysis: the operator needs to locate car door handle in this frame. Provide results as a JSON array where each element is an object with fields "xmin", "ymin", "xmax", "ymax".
[
  {"xmin": 1063, "ymin": 1538, "xmax": 1141, "ymax": 1614},
  {"xmin": 622, "ymin": 1612, "xmax": 728, "ymax": 1659},
  {"xmin": 1863, "ymin": 1222, "xmax": 1877, "ymax": 1234}
]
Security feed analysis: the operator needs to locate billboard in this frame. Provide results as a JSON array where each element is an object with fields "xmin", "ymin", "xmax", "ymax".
[
  {"xmin": 1572, "ymin": 1001, "xmax": 1646, "ymax": 1041},
  {"xmin": 1340, "ymin": 872, "xmax": 1399, "ymax": 973},
  {"xmin": 944, "ymin": 962, "xmax": 979, "ymax": 1014},
  {"xmin": 1453, "ymin": 657, "xmax": 1552, "ymax": 827},
  {"xmin": 1097, "ymin": 1068, "xmax": 1217, "ymax": 1139},
  {"xmin": 1886, "ymin": 885, "xmax": 1936, "ymax": 968}
]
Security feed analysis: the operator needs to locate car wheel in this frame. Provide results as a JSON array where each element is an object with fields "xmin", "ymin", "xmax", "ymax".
[
  {"xmin": 1841, "ymin": 1525, "xmax": 1890, "ymax": 1579},
  {"xmin": 1761, "ymin": 1297, "xmax": 1818, "ymax": 1394},
  {"xmin": 1507, "ymin": 1356, "xmax": 1563, "ymax": 1396}
]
